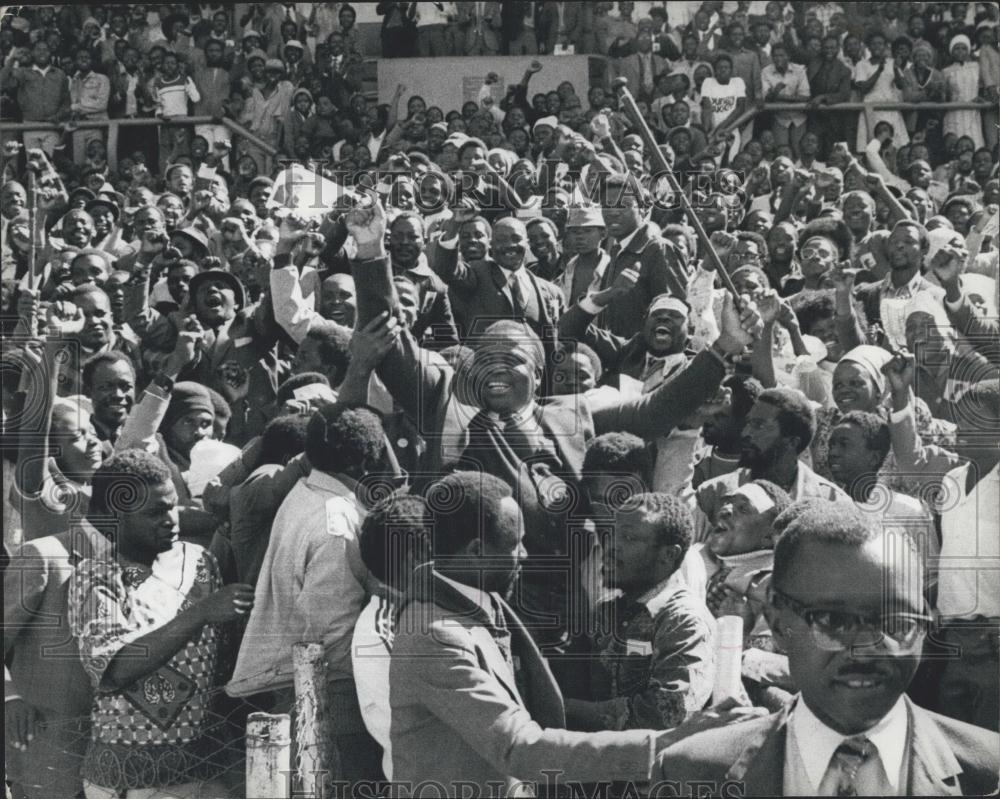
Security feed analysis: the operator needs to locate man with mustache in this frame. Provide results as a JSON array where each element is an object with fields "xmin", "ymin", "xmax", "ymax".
[
  {"xmin": 693, "ymin": 387, "xmax": 849, "ymax": 542},
  {"xmin": 657, "ymin": 501, "xmax": 1000, "ymax": 796}
]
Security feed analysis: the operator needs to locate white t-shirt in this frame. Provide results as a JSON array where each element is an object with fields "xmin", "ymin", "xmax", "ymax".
[
  {"xmin": 352, "ymin": 593, "xmax": 396, "ymax": 779},
  {"xmin": 699, "ymin": 76, "xmax": 747, "ymax": 120}
]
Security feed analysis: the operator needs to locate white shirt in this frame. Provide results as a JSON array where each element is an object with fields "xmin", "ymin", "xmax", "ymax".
[
  {"xmin": 700, "ymin": 76, "xmax": 747, "ymax": 125},
  {"xmin": 937, "ymin": 462, "xmax": 1000, "ymax": 619},
  {"xmin": 784, "ymin": 695, "xmax": 908, "ymax": 795},
  {"xmin": 496, "ymin": 263, "xmax": 532, "ymax": 309},
  {"xmin": 227, "ymin": 471, "xmax": 369, "ymax": 697},
  {"xmin": 352, "ymin": 593, "xmax": 396, "ymax": 779}
]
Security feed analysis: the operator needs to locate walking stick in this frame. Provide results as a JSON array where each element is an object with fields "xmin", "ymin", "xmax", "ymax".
[{"xmin": 610, "ymin": 77, "xmax": 742, "ymax": 301}]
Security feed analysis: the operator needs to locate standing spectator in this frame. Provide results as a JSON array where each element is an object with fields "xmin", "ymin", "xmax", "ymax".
[
  {"xmin": 377, "ymin": 1, "xmax": 419, "ymax": 58},
  {"xmin": 761, "ymin": 42, "xmax": 810, "ymax": 155},
  {"xmin": 151, "ymin": 50, "xmax": 200, "ymax": 173},
  {"xmin": 852, "ymin": 32, "xmax": 909, "ymax": 151},
  {"xmin": 243, "ymin": 58, "xmax": 294, "ymax": 173},
  {"xmin": 458, "ymin": 1, "xmax": 501, "ymax": 56},
  {"xmin": 614, "ymin": 32, "xmax": 667, "ymax": 103},
  {"xmin": 416, "ymin": 1, "xmax": 452, "ymax": 57},
  {"xmin": 501, "ymin": 1, "xmax": 537, "ymax": 56},
  {"xmin": 944, "ymin": 34, "xmax": 986, "ymax": 150},
  {"xmin": 700, "ymin": 53, "xmax": 747, "ymax": 138},
  {"xmin": 0, "ymin": 40, "xmax": 71, "ymax": 156},
  {"xmin": 68, "ymin": 450, "xmax": 254, "ymax": 798},
  {"xmin": 191, "ymin": 38, "xmax": 232, "ymax": 158},
  {"xmin": 807, "ymin": 35, "xmax": 852, "ymax": 157},
  {"xmin": 977, "ymin": 22, "xmax": 1000, "ymax": 149},
  {"xmin": 68, "ymin": 46, "xmax": 110, "ymax": 164},
  {"xmin": 722, "ymin": 23, "xmax": 763, "ymax": 104},
  {"xmin": 227, "ymin": 404, "xmax": 387, "ymax": 783},
  {"xmin": 337, "ymin": 4, "xmax": 367, "ymax": 58},
  {"xmin": 536, "ymin": 1, "xmax": 594, "ymax": 56}
]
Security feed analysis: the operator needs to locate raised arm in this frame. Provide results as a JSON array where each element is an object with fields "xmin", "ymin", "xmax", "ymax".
[
  {"xmin": 594, "ymin": 293, "xmax": 761, "ymax": 438},
  {"xmin": 558, "ymin": 269, "xmax": 638, "ymax": 373}
]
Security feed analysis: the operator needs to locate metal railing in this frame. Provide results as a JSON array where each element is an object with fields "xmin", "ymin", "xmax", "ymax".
[
  {"xmin": 1, "ymin": 115, "xmax": 278, "ymax": 170},
  {"xmin": 1, "ymin": 100, "xmax": 992, "ymax": 172}
]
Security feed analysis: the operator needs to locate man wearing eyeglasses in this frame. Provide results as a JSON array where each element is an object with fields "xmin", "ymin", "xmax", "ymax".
[{"xmin": 656, "ymin": 501, "xmax": 999, "ymax": 796}]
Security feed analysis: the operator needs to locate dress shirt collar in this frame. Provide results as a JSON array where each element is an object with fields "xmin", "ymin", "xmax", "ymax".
[
  {"xmin": 634, "ymin": 568, "xmax": 688, "ymax": 616},
  {"xmin": 881, "ymin": 269, "xmax": 923, "ymax": 298},
  {"xmin": 31, "ymin": 64, "xmax": 52, "ymax": 77},
  {"xmin": 496, "ymin": 262, "xmax": 528, "ymax": 282},
  {"xmin": 614, "ymin": 222, "xmax": 644, "ymax": 253},
  {"xmin": 790, "ymin": 694, "xmax": 908, "ymax": 794}
]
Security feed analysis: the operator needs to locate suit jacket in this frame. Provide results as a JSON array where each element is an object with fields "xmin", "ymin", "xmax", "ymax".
[
  {"xmin": 655, "ymin": 696, "xmax": 1000, "ymax": 797},
  {"xmin": 536, "ymin": 2, "xmax": 595, "ymax": 54},
  {"xmin": 4, "ymin": 523, "xmax": 112, "ymax": 797},
  {"xmin": 614, "ymin": 52, "xmax": 668, "ymax": 101},
  {"xmin": 396, "ymin": 256, "xmax": 460, "ymax": 350},
  {"xmin": 389, "ymin": 565, "xmax": 657, "ymax": 795},
  {"xmin": 352, "ymin": 254, "xmax": 727, "ymax": 475},
  {"xmin": 433, "ymin": 244, "xmax": 565, "ymax": 345},
  {"xmin": 596, "ymin": 222, "xmax": 689, "ymax": 340},
  {"xmin": 456, "ymin": 1, "xmax": 503, "ymax": 53}
]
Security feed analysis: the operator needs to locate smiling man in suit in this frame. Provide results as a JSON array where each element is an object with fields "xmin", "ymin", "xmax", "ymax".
[
  {"xmin": 434, "ymin": 213, "xmax": 565, "ymax": 348},
  {"xmin": 656, "ymin": 501, "xmax": 1000, "ymax": 797}
]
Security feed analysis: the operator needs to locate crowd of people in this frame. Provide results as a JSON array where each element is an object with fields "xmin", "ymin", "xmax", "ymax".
[{"xmin": 2, "ymin": 2, "xmax": 999, "ymax": 799}]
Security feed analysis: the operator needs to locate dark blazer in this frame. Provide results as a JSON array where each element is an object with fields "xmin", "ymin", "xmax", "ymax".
[
  {"xmin": 390, "ymin": 565, "xmax": 657, "ymax": 795},
  {"xmin": 655, "ymin": 696, "xmax": 1000, "ymax": 797},
  {"xmin": 433, "ymin": 244, "xmax": 565, "ymax": 345},
  {"xmin": 595, "ymin": 222, "xmax": 689, "ymax": 340}
]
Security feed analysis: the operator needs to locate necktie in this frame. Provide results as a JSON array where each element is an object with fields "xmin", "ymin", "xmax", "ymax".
[
  {"xmin": 509, "ymin": 271, "xmax": 526, "ymax": 316},
  {"xmin": 828, "ymin": 737, "xmax": 874, "ymax": 797},
  {"xmin": 608, "ymin": 240, "xmax": 622, "ymax": 261}
]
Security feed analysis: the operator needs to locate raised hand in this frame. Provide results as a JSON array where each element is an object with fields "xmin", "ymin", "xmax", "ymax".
[
  {"xmin": 881, "ymin": 349, "xmax": 915, "ymax": 396},
  {"xmin": 929, "ymin": 244, "xmax": 965, "ymax": 295},
  {"xmin": 717, "ymin": 292, "xmax": 761, "ymax": 355},
  {"xmin": 831, "ymin": 260, "xmax": 859, "ymax": 293},
  {"xmin": 589, "ymin": 267, "xmax": 639, "ymax": 307},
  {"xmin": 757, "ymin": 289, "xmax": 782, "ymax": 325},
  {"xmin": 349, "ymin": 311, "xmax": 401, "ymax": 372},
  {"xmin": 165, "ymin": 315, "xmax": 204, "ymax": 376},
  {"xmin": 590, "ymin": 113, "xmax": 612, "ymax": 140},
  {"xmin": 344, "ymin": 198, "xmax": 388, "ymax": 260},
  {"xmin": 45, "ymin": 299, "xmax": 85, "ymax": 337}
]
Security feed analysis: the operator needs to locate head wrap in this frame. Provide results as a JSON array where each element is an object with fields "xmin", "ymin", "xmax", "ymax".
[
  {"xmin": 532, "ymin": 116, "xmax": 558, "ymax": 132},
  {"xmin": 647, "ymin": 294, "xmax": 689, "ymax": 317},
  {"xmin": 728, "ymin": 483, "xmax": 776, "ymax": 514},
  {"xmin": 949, "ymin": 34, "xmax": 972, "ymax": 53},
  {"xmin": 161, "ymin": 382, "xmax": 215, "ymax": 432},
  {"xmin": 839, "ymin": 345, "xmax": 893, "ymax": 397}
]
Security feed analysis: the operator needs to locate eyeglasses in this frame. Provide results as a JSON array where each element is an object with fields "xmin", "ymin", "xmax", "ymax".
[
  {"xmin": 800, "ymin": 245, "xmax": 835, "ymax": 260},
  {"xmin": 771, "ymin": 588, "xmax": 931, "ymax": 652}
]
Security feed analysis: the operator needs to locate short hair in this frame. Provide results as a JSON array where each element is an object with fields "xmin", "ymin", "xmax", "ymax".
[
  {"xmin": 90, "ymin": 449, "xmax": 173, "ymax": 516},
  {"xmin": 276, "ymin": 371, "xmax": 331, "ymax": 404},
  {"xmin": 82, "ymin": 350, "xmax": 135, "ymax": 393},
  {"xmin": 583, "ymin": 432, "xmax": 653, "ymax": 486},
  {"xmin": 260, "ymin": 413, "xmax": 311, "ymax": 465},
  {"xmin": 69, "ymin": 284, "xmax": 110, "ymax": 306},
  {"xmin": 458, "ymin": 138, "xmax": 487, "ymax": 159},
  {"xmin": 891, "ymin": 218, "xmax": 929, "ymax": 251},
  {"xmin": 837, "ymin": 410, "xmax": 892, "ymax": 469},
  {"xmin": 734, "ymin": 230, "xmax": 769, "ymax": 264},
  {"xmin": 714, "ymin": 52, "xmax": 733, "ymax": 68},
  {"xmin": 619, "ymin": 492, "xmax": 694, "ymax": 555},
  {"xmin": 358, "ymin": 493, "xmax": 433, "ymax": 584},
  {"xmin": 306, "ymin": 404, "xmax": 386, "ymax": 475},
  {"xmin": 757, "ymin": 387, "xmax": 816, "ymax": 453},
  {"xmin": 526, "ymin": 216, "xmax": 559, "ymax": 237},
  {"xmin": 662, "ymin": 224, "xmax": 697, "ymax": 257},
  {"xmin": 554, "ymin": 339, "xmax": 603, "ymax": 384},
  {"xmin": 771, "ymin": 501, "xmax": 881, "ymax": 591},
  {"xmin": 954, "ymin": 378, "xmax": 1000, "ymax": 432},
  {"xmin": 389, "ymin": 209, "xmax": 426, "ymax": 236},
  {"xmin": 798, "ymin": 217, "xmax": 853, "ymax": 260},
  {"xmin": 304, "ymin": 321, "xmax": 352, "ymax": 383},
  {"xmin": 425, "ymin": 471, "xmax": 514, "ymax": 556},
  {"xmin": 460, "ymin": 216, "xmax": 492, "ymax": 237},
  {"xmin": 724, "ymin": 373, "xmax": 765, "ymax": 421}
]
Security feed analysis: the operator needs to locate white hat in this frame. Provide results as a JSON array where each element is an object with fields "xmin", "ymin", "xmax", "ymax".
[{"xmin": 532, "ymin": 116, "xmax": 558, "ymax": 132}]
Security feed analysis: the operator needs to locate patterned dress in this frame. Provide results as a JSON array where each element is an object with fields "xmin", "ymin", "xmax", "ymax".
[{"xmin": 68, "ymin": 542, "xmax": 235, "ymax": 793}]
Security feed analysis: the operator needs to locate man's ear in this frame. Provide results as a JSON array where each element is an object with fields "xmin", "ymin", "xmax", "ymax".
[{"xmin": 659, "ymin": 543, "xmax": 683, "ymax": 572}]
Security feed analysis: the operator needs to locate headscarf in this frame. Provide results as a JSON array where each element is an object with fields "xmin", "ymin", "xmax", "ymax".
[
  {"xmin": 949, "ymin": 34, "xmax": 972, "ymax": 53},
  {"xmin": 838, "ymin": 345, "xmax": 893, "ymax": 398}
]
